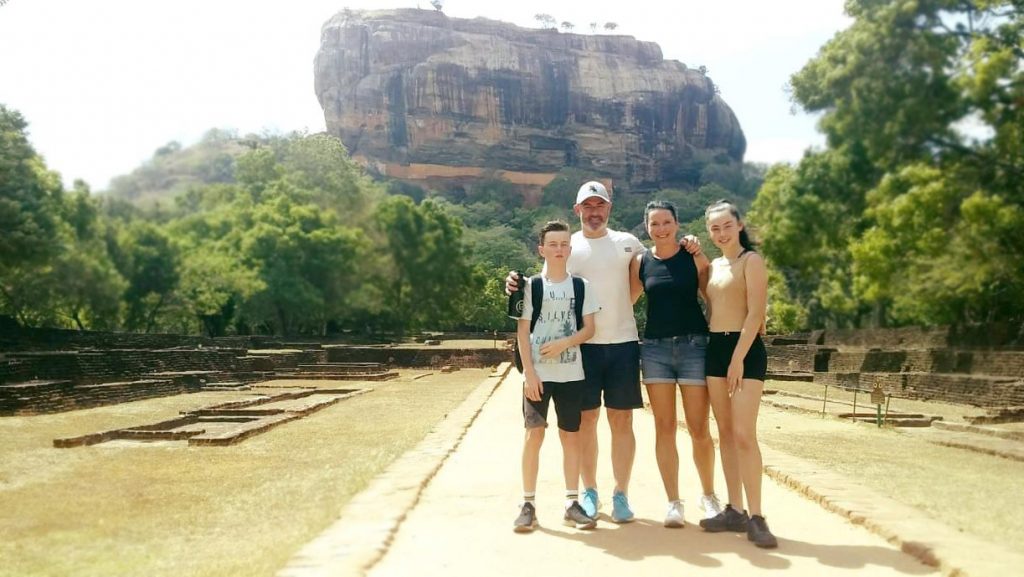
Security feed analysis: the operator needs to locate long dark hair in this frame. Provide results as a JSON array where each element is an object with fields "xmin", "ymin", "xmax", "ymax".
[{"xmin": 705, "ymin": 199, "xmax": 756, "ymax": 252}]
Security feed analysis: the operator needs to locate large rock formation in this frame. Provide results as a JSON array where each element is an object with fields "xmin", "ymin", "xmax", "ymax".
[{"xmin": 315, "ymin": 9, "xmax": 746, "ymax": 192}]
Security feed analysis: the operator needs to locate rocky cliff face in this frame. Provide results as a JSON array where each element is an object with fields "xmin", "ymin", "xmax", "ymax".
[{"xmin": 315, "ymin": 9, "xmax": 746, "ymax": 191}]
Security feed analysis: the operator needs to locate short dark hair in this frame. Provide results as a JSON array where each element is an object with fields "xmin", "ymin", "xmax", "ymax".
[
  {"xmin": 539, "ymin": 220, "xmax": 570, "ymax": 244},
  {"xmin": 645, "ymin": 200, "xmax": 678, "ymax": 224}
]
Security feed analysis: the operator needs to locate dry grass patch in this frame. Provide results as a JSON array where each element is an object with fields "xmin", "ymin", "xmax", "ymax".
[
  {"xmin": 753, "ymin": 398, "xmax": 1024, "ymax": 552},
  {"xmin": 0, "ymin": 370, "xmax": 489, "ymax": 577},
  {"xmin": 766, "ymin": 379, "xmax": 990, "ymax": 422}
]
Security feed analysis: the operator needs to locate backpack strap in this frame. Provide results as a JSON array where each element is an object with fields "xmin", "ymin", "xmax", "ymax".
[
  {"xmin": 528, "ymin": 276, "xmax": 585, "ymax": 332},
  {"xmin": 572, "ymin": 276, "xmax": 585, "ymax": 330},
  {"xmin": 528, "ymin": 276, "xmax": 544, "ymax": 332}
]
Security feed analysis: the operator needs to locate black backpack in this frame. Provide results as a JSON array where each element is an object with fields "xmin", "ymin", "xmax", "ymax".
[{"xmin": 513, "ymin": 276, "xmax": 585, "ymax": 373}]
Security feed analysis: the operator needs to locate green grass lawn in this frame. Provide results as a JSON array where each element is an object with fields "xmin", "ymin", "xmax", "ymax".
[{"xmin": 0, "ymin": 370, "xmax": 488, "ymax": 577}]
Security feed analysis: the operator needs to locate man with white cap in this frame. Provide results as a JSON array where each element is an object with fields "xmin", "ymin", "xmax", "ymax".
[{"xmin": 508, "ymin": 180, "xmax": 698, "ymax": 523}]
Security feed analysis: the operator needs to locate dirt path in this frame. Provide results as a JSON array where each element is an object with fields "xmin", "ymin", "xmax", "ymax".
[{"xmin": 360, "ymin": 370, "xmax": 938, "ymax": 577}]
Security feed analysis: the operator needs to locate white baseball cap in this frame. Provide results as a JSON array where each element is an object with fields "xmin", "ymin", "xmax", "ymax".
[{"xmin": 575, "ymin": 181, "xmax": 611, "ymax": 204}]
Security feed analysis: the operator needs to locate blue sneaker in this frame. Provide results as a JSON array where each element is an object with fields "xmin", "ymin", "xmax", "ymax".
[
  {"xmin": 611, "ymin": 490, "xmax": 635, "ymax": 523},
  {"xmin": 581, "ymin": 488, "xmax": 600, "ymax": 518}
]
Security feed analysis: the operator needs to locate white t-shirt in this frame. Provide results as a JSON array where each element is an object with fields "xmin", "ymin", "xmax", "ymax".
[
  {"xmin": 564, "ymin": 229, "xmax": 645, "ymax": 344},
  {"xmin": 520, "ymin": 275, "xmax": 600, "ymax": 383}
]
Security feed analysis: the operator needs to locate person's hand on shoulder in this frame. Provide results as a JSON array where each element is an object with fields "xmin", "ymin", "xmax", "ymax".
[{"xmin": 680, "ymin": 235, "xmax": 702, "ymax": 255}]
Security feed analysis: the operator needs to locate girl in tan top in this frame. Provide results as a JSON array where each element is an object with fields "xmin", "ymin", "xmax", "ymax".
[{"xmin": 697, "ymin": 200, "xmax": 777, "ymax": 549}]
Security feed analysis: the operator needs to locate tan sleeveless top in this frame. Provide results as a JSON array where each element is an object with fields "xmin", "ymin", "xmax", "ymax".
[{"xmin": 707, "ymin": 252, "xmax": 752, "ymax": 332}]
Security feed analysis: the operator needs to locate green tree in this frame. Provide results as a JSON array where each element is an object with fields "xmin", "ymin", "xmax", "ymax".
[
  {"xmin": 375, "ymin": 196, "xmax": 473, "ymax": 334},
  {"xmin": 112, "ymin": 222, "xmax": 180, "ymax": 332},
  {"xmin": 0, "ymin": 104, "xmax": 62, "ymax": 318},
  {"xmin": 755, "ymin": 0, "xmax": 1024, "ymax": 328},
  {"xmin": 236, "ymin": 183, "xmax": 365, "ymax": 335}
]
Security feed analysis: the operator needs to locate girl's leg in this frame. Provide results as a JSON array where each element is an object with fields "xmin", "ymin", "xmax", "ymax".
[
  {"xmin": 681, "ymin": 384, "xmax": 716, "ymax": 496},
  {"xmin": 645, "ymin": 383, "xmax": 680, "ymax": 501},
  {"xmin": 706, "ymin": 376, "xmax": 742, "ymax": 509},
  {"xmin": 730, "ymin": 378, "xmax": 765, "ymax": 516}
]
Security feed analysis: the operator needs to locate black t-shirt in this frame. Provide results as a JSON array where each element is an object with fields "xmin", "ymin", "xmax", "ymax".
[{"xmin": 639, "ymin": 250, "xmax": 709, "ymax": 338}]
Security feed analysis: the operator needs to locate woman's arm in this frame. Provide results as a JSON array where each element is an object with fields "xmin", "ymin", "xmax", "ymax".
[
  {"xmin": 697, "ymin": 255, "xmax": 711, "ymax": 320},
  {"xmin": 629, "ymin": 253, "xmax": 644, "ymax": 304}
]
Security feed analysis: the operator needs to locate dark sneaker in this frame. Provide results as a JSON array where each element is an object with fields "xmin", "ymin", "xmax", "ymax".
[
  {"xmin": 699, "ymin": 504, "xmax": 749, "ymax": 532},
  {"xmin": 563, "ymin": 500, "xmax": 597, "ymax": 529},
  {"xmin": 747, "ymin": 515, "xmax": 778, "ymax": 548},
  {"xmin": 514, "ymin": 502, "xmax": 537, "ymax": 533}
]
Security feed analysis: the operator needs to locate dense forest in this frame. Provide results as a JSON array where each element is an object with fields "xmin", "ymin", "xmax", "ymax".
[
  {"xmin": 0, "ymin": 111, "xmax": 760, "ymax": 336},
  {"xmin": 2, "ymin": 1, "xmax": 1021, "ymax": 337}
]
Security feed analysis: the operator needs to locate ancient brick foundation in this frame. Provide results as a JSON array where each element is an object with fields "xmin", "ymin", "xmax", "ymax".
[
  {"xmin": 0, "ymin": 325, "xmax": 507, "ymax": 415},
  {"xmin": 766, "ymin": 324, "xmax": 1024, "ymax": 409},
  {"xmin": 325, "ymin": 345, "xmax": 509, "ymax": 368}
]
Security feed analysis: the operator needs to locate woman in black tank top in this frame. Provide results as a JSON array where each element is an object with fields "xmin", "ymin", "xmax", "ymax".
[{"xmin": 628, "ymin": 201, "xmax": 724, "ymax": 527}]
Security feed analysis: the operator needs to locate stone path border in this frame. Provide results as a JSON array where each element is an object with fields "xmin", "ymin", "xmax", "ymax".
[
  {"xmin": 762, "ymin": 447, "xmax": 1024, "ymax": 576},
  {"xmin": 276, "ymin": 363, "xmax": 511, "ymax": 577}
]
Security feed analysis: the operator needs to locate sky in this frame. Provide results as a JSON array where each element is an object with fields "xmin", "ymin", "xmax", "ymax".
[{"xmin": 0, "ymin": 0, "xmax": 851, "ymax": 190}]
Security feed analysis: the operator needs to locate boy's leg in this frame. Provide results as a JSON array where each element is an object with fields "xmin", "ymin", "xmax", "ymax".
[
  {"xmin": 521, "ymin": 426, "xmax": 545, "ymax": 496},
  {"xmin": 559, "ymin": 429, "xmax": 580, "ymax": 493},
  {"xmin": 552, "ymin": 380, "xmax": 596, "ymax": 529},
  {"xmin": 550, "ymin": 380, "xmax": 584, "ymax": 494},
  {"xmin": 521, "ymin": 388, "xmax": 553, "ymax": 495},
  {"xmin": 516, "ymin": 387, "xmax": 552, "ymax": 533}
]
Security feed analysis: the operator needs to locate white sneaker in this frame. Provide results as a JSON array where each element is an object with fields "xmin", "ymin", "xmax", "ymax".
[
  {"xmin": 664, "ymin": 500, "xmax": 685, "ymax": 528},
  {"xmin": 700, "ymin": 494, "xmax": 724, "ymax": 520}
]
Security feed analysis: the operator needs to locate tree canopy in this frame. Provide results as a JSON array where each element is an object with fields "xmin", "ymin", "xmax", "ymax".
[{"xmin": 753, "ymin": 0, "xmax": 1024, "ymax": 329}]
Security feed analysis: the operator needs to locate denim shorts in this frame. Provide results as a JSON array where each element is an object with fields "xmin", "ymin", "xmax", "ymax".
[{"xmin": 641, "ymin": 334, "xmax": 708, "ymax": 386}]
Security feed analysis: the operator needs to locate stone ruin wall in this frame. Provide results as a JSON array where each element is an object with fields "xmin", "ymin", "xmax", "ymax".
[{"xmin": 766, "ymin": 323, "xmax": 1024, "ymax": 408}]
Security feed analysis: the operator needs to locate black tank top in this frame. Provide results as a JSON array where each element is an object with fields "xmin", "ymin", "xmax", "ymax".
[{"xmin": 639, "ymin": 250, "xmax": 709, "ymax": 338}]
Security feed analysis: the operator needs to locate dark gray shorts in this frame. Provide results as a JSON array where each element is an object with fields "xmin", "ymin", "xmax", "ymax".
[
  {"xmin": 523, "ymin": 379, "xmax": 585, "ymax": 432},
  {"xmin": 580, "ymin": 342, "xmax": 642, "ymax": 411}
]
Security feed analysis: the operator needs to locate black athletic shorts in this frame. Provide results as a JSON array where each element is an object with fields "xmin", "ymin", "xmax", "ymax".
[
  {"xmin": 523, "ymin": 379, "xmax": 585, "ymax": 432},
  {"xmin": 705, "ymin": 332, "xmax": 768, "ymax": 382},
  {"xmin": 580, "ymin": 342, "xmax": 643, "ymax": 411}
]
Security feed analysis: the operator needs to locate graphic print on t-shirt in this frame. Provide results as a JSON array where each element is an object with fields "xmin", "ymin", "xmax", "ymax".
[
  {"xmin": 520, "ymin": 276, "xmax": 599, "ymax": 384},
  {"xmin": 536, "ymin": 289, "xmax": 578, "ymax": 365}
]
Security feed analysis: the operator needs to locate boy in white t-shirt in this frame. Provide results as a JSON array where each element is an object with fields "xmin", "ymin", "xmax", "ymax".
[{"xmin": 513, "ymin": 220, "xmax": 600, "ymax": 533}]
